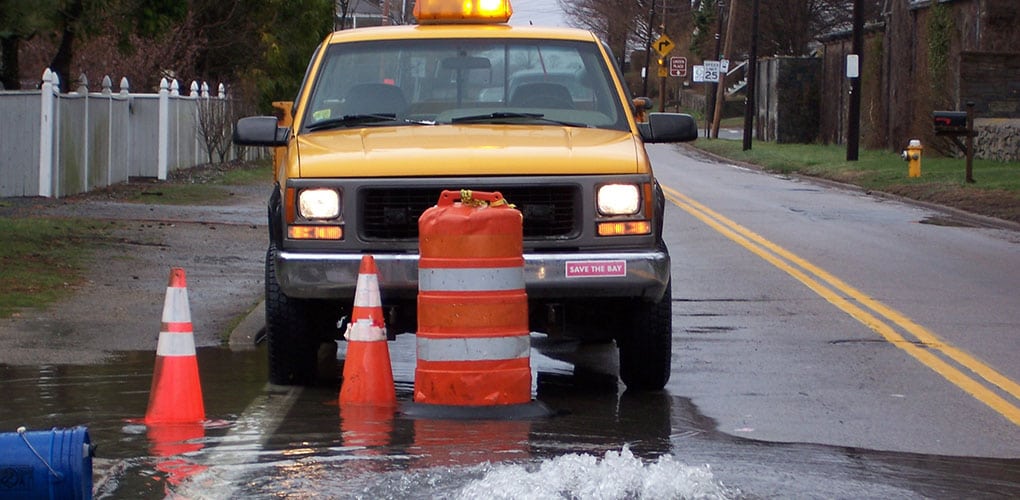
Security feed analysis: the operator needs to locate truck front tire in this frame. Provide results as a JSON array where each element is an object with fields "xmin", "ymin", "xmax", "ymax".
[
  {"xmin": 265, "ymin": 244, "xmax": 321, "ymax": 385},
  {"xmin": 617, "ymin": 281, "xmax": 673, "ymax": 391}
]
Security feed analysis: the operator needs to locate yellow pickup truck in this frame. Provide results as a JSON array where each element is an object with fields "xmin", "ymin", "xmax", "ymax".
[{"xmin": 234, "ymin": 0, "xmax": 697, "ymax": 390}]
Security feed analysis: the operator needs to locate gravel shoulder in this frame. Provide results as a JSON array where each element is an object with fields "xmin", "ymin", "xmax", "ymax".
[{"xmin": 0, "ymin": 181, "xmax": 268, "ymax": 365}]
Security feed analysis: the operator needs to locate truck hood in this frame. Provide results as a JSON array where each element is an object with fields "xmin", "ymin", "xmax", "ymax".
[{"xmin": 293, "ymin": 125, "xmax": 646, "ymax": 177}]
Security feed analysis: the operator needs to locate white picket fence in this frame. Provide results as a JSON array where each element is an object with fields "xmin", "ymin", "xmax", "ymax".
[{"xmin": 0, "ymin": 69, "xmax": 256, "ymax": 198}]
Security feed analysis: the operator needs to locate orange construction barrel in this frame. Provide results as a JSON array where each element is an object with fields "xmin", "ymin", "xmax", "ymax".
[{"xmin": 415, "ymin": 189, "xmax": 531, "ymax": 406}]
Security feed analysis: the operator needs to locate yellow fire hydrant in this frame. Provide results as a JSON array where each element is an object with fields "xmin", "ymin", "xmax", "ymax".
[{"xmin": 901, "ymin": 139, "xmax": 922, "ymax": 178}]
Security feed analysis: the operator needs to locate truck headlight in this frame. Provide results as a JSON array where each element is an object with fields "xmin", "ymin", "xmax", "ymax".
[
  {"xmin": 597, "ymin": 184, "xmax": 640, "ymax": 216},
  {"xmin": 298, "ymin": 188, "xmax": 340, "ymax": 220}
]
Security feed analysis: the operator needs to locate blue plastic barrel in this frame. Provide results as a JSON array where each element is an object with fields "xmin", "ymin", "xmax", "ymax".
[{"xmin": 0, "ymin": 426, "xmax": 93, "ymax": 499}]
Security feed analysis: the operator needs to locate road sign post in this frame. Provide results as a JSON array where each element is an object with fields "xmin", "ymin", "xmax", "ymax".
[
  {"xmin": 654, "ymin": 35, "xmax": 675, "ymax": 58},
  {"xmin": 692, "ymin": 65, "xmax": 705, "ymax": 83},
  {"xmin": 669, "ymin": 56, "xmax": 687, "ymax": 78},
  {"xmin": 702, "ymin": 60, "xmax": 720, "ymax": 83}
]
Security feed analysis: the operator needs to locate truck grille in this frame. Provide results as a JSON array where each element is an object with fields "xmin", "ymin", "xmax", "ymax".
[{"xmin": 360, "ymin": 186, "xmax": 579, "ymax": 240}]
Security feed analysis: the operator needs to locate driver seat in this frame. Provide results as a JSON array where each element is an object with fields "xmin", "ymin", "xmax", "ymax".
[
  {"xmin": 509, "ymin": 83, "xmax": 575, "ymax": 109},
  {"xmin": 340, "ymin": 83, "xmax": 408, "ymax": 117}
]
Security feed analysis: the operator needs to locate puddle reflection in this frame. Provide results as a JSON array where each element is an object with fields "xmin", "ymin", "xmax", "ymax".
[{"xmin": 1, "ymin": 345, "xmax": 1018, "ymax": 498}]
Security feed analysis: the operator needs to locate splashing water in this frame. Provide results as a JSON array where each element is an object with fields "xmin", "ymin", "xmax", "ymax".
[{"xmin": 456, "ymin": 446, "xmax": 735, "ymax": 499}]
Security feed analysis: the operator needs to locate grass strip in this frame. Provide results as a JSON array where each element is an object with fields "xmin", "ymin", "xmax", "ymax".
[
  {"xmin": 689, "ymin": 139, "xmax": 1020, "ymax": 223},
  {"xmin": 0, "ymin": 218, "xmax": 110, "ymax": 318}
]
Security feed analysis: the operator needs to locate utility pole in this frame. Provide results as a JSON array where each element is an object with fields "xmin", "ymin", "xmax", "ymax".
[
  {"xmin": 642, "ymin": 0, "xmax": 657, "ymax": 97},
  {"xmin": 846, "ymin": 0, "xmax": 863, "ymax": 161},
  {"xmin": 742, "ymin": 0, "xmax": 759, "ymax": 151},
  {"xmin": 658, "ymin": 0, "xmax": 668, "ymax": 112},
  {"xmin": 706, "ymin": 1, "xmax": 724, "ymax": 137},
  {"xmin": 711, "ymin": 0, "xmax": 737, "ymax": 138}
]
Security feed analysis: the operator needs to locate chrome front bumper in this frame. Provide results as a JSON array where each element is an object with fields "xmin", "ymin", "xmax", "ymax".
[{"xmin": 275, "ymin": 249, "xmax": 670, "ymax": 302}]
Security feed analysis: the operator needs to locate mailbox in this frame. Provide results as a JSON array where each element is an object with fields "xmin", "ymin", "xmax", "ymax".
[
  {"xmin": 933, "ymin": 111, "xmax": 968, "ymax": 132},
  {"xmin": 931, "ymin": 104, "xmax": 977, "ymax": 183}
]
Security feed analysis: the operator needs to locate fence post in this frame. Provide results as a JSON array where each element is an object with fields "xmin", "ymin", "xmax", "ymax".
[
  {"xmin": 120, "ymin": 77, "xmax": 131, "ymax": 181},
  {"xmin": 38, "ymin": 69, "xmax": 56, "ymax": 197},
  {"xmin": 78, "ymin": 73, "xmax": 90, "ymax": 193},
  {"xmin": 171, "ymin": 79, "xmax": 181, "ymax": 174},
  {"xmin": 201, "ymin": 81, "xmax": 210, "ymax": 165},
  {"xmin": 101, "ymin": 75, "xmax": 113, "ymax": 187},
  {"xmin": 158, "ymin": 78, "xmax": 169, "ymax": 180},
  {"xmin": 219, "ymin": 83, "xmax": 229, "ymax": 162},
  {"xmin": 192, "ymin": 81, "xmax": 201, "ymax": 165}
]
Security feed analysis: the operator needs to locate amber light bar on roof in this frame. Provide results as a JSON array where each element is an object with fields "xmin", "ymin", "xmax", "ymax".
[{"xmin": 414, "ymin": 0, "xmax": 513, "ymax": 24}]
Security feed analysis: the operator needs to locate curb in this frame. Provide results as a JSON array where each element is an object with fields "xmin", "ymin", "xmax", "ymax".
[
  {"xmin": 228, "ymin": 301, "xmax": 265, "ymax": 350},
  {"xmin": 678, "ymin": 143, "xmax": 1020, "ymax": 233}
]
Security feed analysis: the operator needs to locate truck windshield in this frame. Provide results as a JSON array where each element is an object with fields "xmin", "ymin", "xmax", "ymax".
[{"xmin": 302, "ymin": 38, "xmax": 628, "ymax": 132}]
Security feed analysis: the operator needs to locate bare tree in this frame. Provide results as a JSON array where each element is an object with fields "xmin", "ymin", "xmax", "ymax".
[
  {"xmin": 84, "ymin": 10, "xmax": 204, "ymax": 92},
  {"xmin": 751, "ymin": 0, "xmax": 883, "ymax": 56},
  {"xmin": 559, "ymin": 0, "xmax": 882, "ymax": 63},
  {"xmin": 0, "ymin": 0, "xmax": 56, "ymax": 89},
  {"xmin": 336, "ymin": 0, "xmax": 351, "ymax": 30},
  {"xmin": 558, "ymin": 0, "xmax": 695, "ymax": 100},
  {"xmin": 196, "ymin": 93, "xmax": 232, "ymax": 164},
  {"xmin": 558, "ymin": 0, "xmax": 646, "ymax": 68}
]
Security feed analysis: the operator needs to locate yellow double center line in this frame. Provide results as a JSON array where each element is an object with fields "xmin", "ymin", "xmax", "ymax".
[{"xmin": 662, "ymin": 184, "xmax": 1020, "ymax": 426}]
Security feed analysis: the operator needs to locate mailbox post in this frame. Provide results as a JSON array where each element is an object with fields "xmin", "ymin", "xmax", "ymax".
[{"xmin": 933, "ymin": 102, "xmax": 977, "ymax": 183}]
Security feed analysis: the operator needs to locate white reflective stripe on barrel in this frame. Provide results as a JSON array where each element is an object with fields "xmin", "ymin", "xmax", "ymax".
[
  {"xmin": 156, "ymin": 331, "xmax": 197, "ymax": 357},
  {"xmin": 417, "ymin": 335, "xmax": 530, "ymax": 362},
  {"xmin": 418, "ymin": 267, "xmax": 524, "ymax": 292},
  {"xmin": 161, "ymin": 287, "xmax": 191, "ymax": 322}
]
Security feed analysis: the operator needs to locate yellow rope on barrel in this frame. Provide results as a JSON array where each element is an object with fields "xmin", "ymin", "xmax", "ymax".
[{"xmin": 459, "ymin": 189, "xmax": 515, "ymax": 209}]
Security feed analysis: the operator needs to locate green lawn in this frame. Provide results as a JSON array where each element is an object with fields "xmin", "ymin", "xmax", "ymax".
[
  {"xmin": 0, "ymin": 160, "xmax": 272, "ymax": 317},
  {"xmin": 693, "ymin": 139, "xmax": 1019, "ymax": 190},
  {"xmin": 0, "ymin": 218, "xmax": 111, "ymax": 318},
  {"xmin": 688, "ymin": 139, "xmax": 1020, "ymax": 223}
]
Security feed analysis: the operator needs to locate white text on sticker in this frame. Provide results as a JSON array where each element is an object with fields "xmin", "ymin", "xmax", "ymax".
[{"xmin": 565, "ymin": 260, "xmax": 627, "ymax": 278}]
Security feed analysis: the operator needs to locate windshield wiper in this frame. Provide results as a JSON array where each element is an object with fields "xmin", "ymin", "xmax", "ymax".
[
  {"xmin": 450, "ymin": 112, "xmax": 588, "ymax": 128},
  {"xmin": 306, "ymin": 114, "xmax": 433, "ymax": 131}
]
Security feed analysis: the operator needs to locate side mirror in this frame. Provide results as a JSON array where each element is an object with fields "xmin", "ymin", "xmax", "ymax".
[
  {"xmin": 233, "ymin": 116, "xmax": 290, "ymax": 147},
  {"xmin": 640, "ymin": 113, "xmax": 698, "ymax": 143}
]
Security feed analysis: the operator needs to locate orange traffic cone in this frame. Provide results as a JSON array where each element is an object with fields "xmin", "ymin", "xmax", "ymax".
[
  {"xmin": 339, "ymin": 255, "xmax": 396, "ymax": 406},
  {"xmin": 145, "ymin": 268, "xmax": 205, "ymax": 424}
]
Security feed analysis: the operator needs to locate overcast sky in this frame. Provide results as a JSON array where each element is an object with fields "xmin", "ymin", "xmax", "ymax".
[{"xmin": 508, "ymin": 0, "xmax": 569, "ymax": 27}]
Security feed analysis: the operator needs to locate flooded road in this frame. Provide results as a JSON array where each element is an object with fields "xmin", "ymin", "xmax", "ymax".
[
  {"xmin": 2, "ymin": 337, "xmax": 1018, "ymax": 498},
  {"xmin": 3, "ymin": 147, "xmax": 1020, "ymax": 497}
]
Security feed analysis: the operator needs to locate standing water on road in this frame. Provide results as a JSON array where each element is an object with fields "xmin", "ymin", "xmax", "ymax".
[{"xmin": 1, "ymin": 339, "xmax": 1018, "ymax": 498}]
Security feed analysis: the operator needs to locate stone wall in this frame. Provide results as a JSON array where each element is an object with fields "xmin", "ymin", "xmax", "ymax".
[
  {"xmin": 959, "ymin": 52, "xmax": 1019, "ymax": 160},
  {"xmin": 817, "ymin": 0, "xmax": 1019, "ymax": 159},
  {"xmin": 975, "ymin": 118, "xmax": 1020, "ymax": 161}
]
